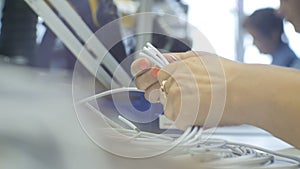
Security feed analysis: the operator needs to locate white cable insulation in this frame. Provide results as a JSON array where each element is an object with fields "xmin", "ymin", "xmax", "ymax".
[
  {"xmin": 78, "ymin": 43, "xmax": 300, "ymax": 168},
  {"xmin": 142, "ymin": 47, "xmax": 166, "ymax": 66},
  {"xmin": 118, "ymin": 115, "xmax": 140, "ymax": 132},
  {"xmin": 139, "ymin": 52, "xmax": 164, "ymax": 68},
  {"xmin": 77, "ymin": 87, "xmax": 141, "ymax": 104},
  {"xmin": 146, "ymin": 42, "xmax": 170, "ymax": 65},
  {"xmin": 80, "ymin": 87, "xmax": 300, "ymax": 168}
]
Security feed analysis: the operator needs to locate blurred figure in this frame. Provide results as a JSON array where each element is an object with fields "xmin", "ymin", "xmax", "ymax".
[
  {"xmin": 0, "ymin": 0, "xmax": 38, "ymax": 64},
  {"xmin": 34, "ymin": 0, "xmax": 127, "ymax": 69},
  {"xmin": 243, "ymin": 8, "xmax": 300, "ymax": 69}
]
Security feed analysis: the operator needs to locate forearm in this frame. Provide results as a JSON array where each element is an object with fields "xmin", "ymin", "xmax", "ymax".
[{"xmin": 224, "ymin": 63, "xmax": 300, "ymax": 148}]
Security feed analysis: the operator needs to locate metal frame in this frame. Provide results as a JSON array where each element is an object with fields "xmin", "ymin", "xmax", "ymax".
[{"xmin": 235, "ymin": 0, "xmax": 245, "ymax": 62}]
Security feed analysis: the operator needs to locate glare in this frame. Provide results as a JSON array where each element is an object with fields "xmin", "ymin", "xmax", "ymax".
[{"xmin": 184, "ymin": 0, "xmax": 237, "ymax": 60}]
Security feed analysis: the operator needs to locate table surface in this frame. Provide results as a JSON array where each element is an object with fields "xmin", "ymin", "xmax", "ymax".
[{"xmin": 0, "ymin": 62, "xmax": 299, "ymax": 169}]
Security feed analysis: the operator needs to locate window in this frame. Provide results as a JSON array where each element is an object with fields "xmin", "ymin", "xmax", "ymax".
[
  {"xmin": 185, "ymin": 0, "xmax": 300, "ymax": 63},
  {"xmin": 243, "ymin": 0, "xmax": 300, "ymax": 64},
  {"xmin": 185, "ymin": 0, "xmax": 237, "ymax": 60}
]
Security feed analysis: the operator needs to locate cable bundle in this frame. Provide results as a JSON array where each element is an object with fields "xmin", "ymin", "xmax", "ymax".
[
  {"xmin": 80, "ymin": 87, "xmax": 300, "ymax": 169},
  {"xmin": 78, "ymin": 43, "xmax": 300, "ymax": 168}
]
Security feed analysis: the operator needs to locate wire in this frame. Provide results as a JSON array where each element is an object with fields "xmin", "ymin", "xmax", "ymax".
[
  {"xmin": 81, "ymin": 87, "xmax": 300, "ymax": 168},
  {"xmin": 139, "ymin": 52, "xmax": 164, "ymax": 68},
  {"xmin": 118, "ymin": 115, "xmax": 140, "ymax": 132},
  {"xmin": 146, "ymin": 42, "xmax": 170, "ymax": 65},
  {"xmin": 140, "ymin": 43, "xmax": 171, "ymax": 68},
  {"xmin": 78, "ymin": 43, "xmax": 300, "ymax": 168},
  {"xmin": 77, "ymin": 87, "xmax": 142, "ymax": 104}
]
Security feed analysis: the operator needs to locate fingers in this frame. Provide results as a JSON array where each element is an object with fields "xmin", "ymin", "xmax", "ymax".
[
  {"xmin": 163, "ymin": 82, "xmax": 179, "ymax": 122},
  {"xmin": 163, "ymin": 51, "xmax": 199, "ymax": 61},
  {"xmin": 135, "ymin": 67, "xmax": 159, "ymax": 90},
  {"xmin": 156, "ymin": 59, "xmax": 203, "ymax": 130},
  {"xmin": 162, "ymin": 79, "xmax": 192, "ymax": 130},
  {"xmin": 162, "ymin": 53, "xmax": 179, "ymax": 63},
  {"xmin": 144, "ymin": 82, "xmax": 161, "ymax": 103},
  {"xmin": 131, "ymin": 51, "xmax": 215, "ymax": 77},
  {"xmin": 155, "ymin": 63, "xmax": 180, "ymax": 123},
  {"xmin": 156, "ymin": 60, "xmax": 180, "ymax": 86},
  {"xmin": 131, "ymin": 51, "xmax": 204, "ymax": 80},
  {"xmin": 131, "ymin": 58, "xmax": 155, "ymax": 77},
  {"xmin": 130, "ymin": 51, "xmax": 219, "ymax": 130}
]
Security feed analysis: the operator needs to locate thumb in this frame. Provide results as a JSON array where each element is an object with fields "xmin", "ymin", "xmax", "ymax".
[
  {"xmin": 163, "ymin": 51, "xmax": 217, "ymax": 62},
  {"xmin": 162, "ymin": 51, "xmax": 198, "ymax": 62},
  {"xmin": 131, "ymin": 58, "xmax": 155, "ymax": 77}
]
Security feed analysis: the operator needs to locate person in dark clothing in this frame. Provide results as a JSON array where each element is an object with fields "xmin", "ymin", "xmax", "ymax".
[
  {"xmin": 0, "ymin": 0, "xmax": 38, "ymax": 64},
  {"xmin": 34, "ymin": 0, "xmax": 127, "ymax": 69}
]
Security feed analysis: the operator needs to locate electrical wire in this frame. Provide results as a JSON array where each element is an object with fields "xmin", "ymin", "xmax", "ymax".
[
  {"xmin": 78, "ymin": 43, "xmax": 300, "ymax": 168},
  {"xmin": 80, "ymin": 86, "xmax": 300, "ymax": 168}
]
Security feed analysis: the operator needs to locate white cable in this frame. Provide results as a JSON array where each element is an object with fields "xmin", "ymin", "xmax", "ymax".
[
  {"xmin": 140, "ymin": 43, "xmax": 171, "ymax": 68},
  {"xmin": 118, "ymin": 115, "xmax": 140, "ymax": 132},
  {"xmin": 146, "ymin": 42, "xmax": 170, "ymax": 65},
  {"xmin": 77, "ymin": 87, "xmax": 142, "ymax": 104},
  {"xmin": 181, "ymin": 127, "xmax": 198, "ymax": 143},
  {"xmin": 139, "ymin": 52, "xmax": 164, "ymax": 68},
  {"xmin": 81, "ymin": 88, "xmax": 300, "ymax": 168},
  {"xmin": 84, "ymin": 102, "xmax": 123, "ymax": 129},
  {"xmin": 228, "ymin": 142, "xmax": 300, "ymax": 164},
  {"xmin": 78, "ymin": 43, "xmax": 300, "ymax": 168},
  {"xmin": 184, "ymin": 127, "xmax": 204, "ymax": 145},
  {"xmin": 142, "ymin": 47, "xmax": 166, "ymax": 66}
]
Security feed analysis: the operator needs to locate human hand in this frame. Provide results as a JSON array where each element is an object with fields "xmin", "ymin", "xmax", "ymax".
[
  {"xmin": 131, "ymin": 51, "xmax": 232, "ymax": 129},
  {"xmin": 131, "ymin": 52, "xmax": 197, "ymax": 102}
]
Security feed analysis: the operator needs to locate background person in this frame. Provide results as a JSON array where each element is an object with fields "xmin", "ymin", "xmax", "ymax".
[
  {"xmin": 131, "ymin": 0, "xmax": 300, "ymax": 149},
  {"xmin": 243, "ymin": 8, "xmax": 300, "ymax": 69}
]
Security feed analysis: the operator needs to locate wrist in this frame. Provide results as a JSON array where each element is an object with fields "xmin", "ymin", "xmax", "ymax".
[{"xmin": 220, "ymin": 60, "xmax": 266, "ymax": 126}]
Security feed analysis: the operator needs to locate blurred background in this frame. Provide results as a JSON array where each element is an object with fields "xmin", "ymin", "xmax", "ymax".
[
  {"xmin": 0, "ymin": 0, "xmax": 299, "ymax": 169},
  {"xmin": 1, "ymin": 0, "xmax": 299, "ymax": 68},
  {"xmin": 186, "ymin": 0, "xmax": 300, "ymax": 64}
]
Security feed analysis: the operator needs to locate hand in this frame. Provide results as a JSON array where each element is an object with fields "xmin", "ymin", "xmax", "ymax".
[
  {"xmin": 131, "ymin": 51, "xmax": 235, "ymax": 129},
  {"xmin": 131, "ymin": 52, "xmax": 193, "ymax": 103},
  {"xmin": 132, "ymin": 51, "xmax": 300, "ymax": 149}
]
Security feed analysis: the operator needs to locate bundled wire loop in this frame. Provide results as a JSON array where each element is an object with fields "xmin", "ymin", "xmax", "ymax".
[{"xmin": 78, "ymin": 43, "xmax": 300, "ymax": 168}]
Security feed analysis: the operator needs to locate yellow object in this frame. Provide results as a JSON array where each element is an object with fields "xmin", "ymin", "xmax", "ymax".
[
  {"xmin": 89, "ymin": 0, "xmax": 100, "ymax": 27},
  {"xmin": 114, "ymin": 0, "xmax": 138, "ymax": 28},
  {"xmin": 121, "ymin": 14, "xmax": 136, "ymax": 29}
]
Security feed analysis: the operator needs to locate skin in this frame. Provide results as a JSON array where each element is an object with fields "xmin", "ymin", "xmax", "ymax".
[
  {"xmin": 278, "ymin": 0, "xmax": 300, "ymax": 32},
  {"xmin": 131, "ymin": 52, "xmax": 300, "ymax": 148},
  {"xmin": 131, "ymin": 0, "xmax": 300, "ymax": 149},
  {"xmin": 244, "ymin": 26, "xmax": 280, "ymax": 55}
]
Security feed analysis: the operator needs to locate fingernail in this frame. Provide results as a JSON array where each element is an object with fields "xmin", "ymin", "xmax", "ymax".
[
  {"xmin": 149, "ymin": 89, "xmax": 160, "ymax": 103},
  {"xmin": 169, "ymin": 54, "xmax": 178, "ymax": 61},
  {"xmin": 163, "ymin": 54, "xmax": 178, "ymax": 62},
  {"xmin": 151, "ymin": 68, "xmax": 160, "ymax": 78},
  {"xmin": 139, "ymin": 59, "xmax": 150, "ymax": 70}
]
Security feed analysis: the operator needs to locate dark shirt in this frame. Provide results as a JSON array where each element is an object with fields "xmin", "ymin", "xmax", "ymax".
[{"xmin": 272, "ymin": 42, "xmax": 300, "ymax": 69}]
